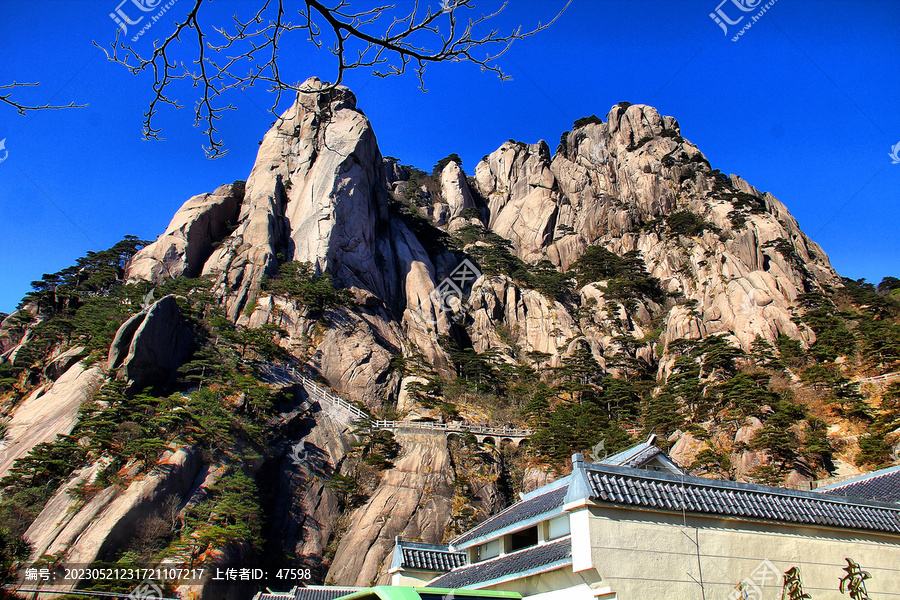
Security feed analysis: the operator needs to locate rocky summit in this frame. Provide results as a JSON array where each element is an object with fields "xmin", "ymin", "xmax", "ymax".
[{"xmin": 1, "ymin": 78, "xmax": 898, "ymax": 598}]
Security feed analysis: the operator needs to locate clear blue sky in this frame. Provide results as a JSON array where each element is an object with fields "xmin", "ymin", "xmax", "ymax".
[{"xmin": 1, "ymin": 0, "xmax": 898, "ymax": 314}]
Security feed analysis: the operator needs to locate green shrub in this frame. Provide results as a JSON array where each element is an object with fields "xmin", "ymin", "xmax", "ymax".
[
  {"xmin": 573, "ymin": 115, "xmax": 603, "ymax": 128},
  {"xmin": 626, "ymin": 136, "xmax": 654, "ymax": 152},
  {"xmin": 261, "ymin": 261, "xmax": 352, "ymax": 313},
  {"xmin": 666, "ymin": 210, "xmax": 716, "ymax": 237},
  {"xmin": 857, "ymin": 433, "xmax": 892, "ymax": 467},
  {"xmin": 460, "ymin": 207, "xmax": 481, "ymax": 220},
  {"xmin": 568, "ymin": 246, "xmax": 665, "ymax": 309},
  {"xmin": 433, "ymin": 153, "xmax": 463, "ymax": 175}
]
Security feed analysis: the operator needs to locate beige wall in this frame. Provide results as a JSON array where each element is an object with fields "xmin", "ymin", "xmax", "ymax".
[
  {"xmin": 481, "ymin": 565, "xmax": 598, "ymax": 599},
  {"xmin": 390, "ymin": 569, "xmax": 440, "ymax": 587},
  {"xmin": 580, "ymin": 504, "xmax": 900, "ymax": 599}
]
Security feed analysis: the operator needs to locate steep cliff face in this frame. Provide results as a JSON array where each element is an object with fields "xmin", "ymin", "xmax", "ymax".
[
  {"xmin": 264, "ymin": 408, "xmax": 355, "ymax": 582},
  {"xmin": 127, "ymin": 77, "xmax": 452, "ymax": 386},
  {"xmin": 474, "ymin": 104, "xmax": 838, "ymax": 357},
  {"xmin": 197, "ymin": 79, "xmax": 395, "ymax": 318},
  {"xmin": 6, "ymin": 81, "xmax": 891, "ymax": 598},
  {"xmin": 116, "ymin": 94, "xmax": 847, "ymax": 586},
  {"xmin": 325, "ymin": 431, "xmax": 507, "ymax": 586}
]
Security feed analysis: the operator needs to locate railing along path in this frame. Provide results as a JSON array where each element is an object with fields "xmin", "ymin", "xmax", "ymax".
[
  {"xmin": 259, "ymin": 363, "xmax": 533, "ymax": 440},
  {"xmin": 855, "ymin": 372, "xmax": 900, "ymax": 384}
]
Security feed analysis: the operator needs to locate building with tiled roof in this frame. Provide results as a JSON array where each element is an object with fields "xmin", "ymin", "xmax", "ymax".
[
  {"xmin": 388, "ymin": 450, "xmax": 900, "ymax": 598},
  {"xmin": 596, "ymin": 433, "xmax": 684, "ymax": 475},
  {"xmin": 389, "ymin": 538, "xmax": 467, "ymax": 585},
  {"xmin": 252, "ymin": 586, "xmax": 362, "ymax": 600},
  {"xmin": 815, "ymin": 464, "xmax": 900, "ymax": 503}
]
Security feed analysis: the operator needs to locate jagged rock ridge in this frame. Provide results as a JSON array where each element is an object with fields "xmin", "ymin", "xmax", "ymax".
[{"xmin": 2, "ymin": 79, "xmax": 855, "ymax": 593}]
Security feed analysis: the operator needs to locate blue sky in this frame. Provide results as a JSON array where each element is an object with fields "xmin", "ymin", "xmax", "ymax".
[{"xmin": 1, "ymin": 0, "xmax": 898, "ymax": 313}]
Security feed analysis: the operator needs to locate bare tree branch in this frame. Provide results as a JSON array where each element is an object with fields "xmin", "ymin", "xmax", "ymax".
[
  {"xmin": 0, "ymin": 82, "xmax": 87, "ymax": 116},
  {"xmin": 94, "ymin": 0, "xmax": 571, "ymax": 159}
]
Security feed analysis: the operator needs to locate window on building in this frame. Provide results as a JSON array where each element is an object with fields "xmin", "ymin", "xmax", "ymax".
[
  {"xmin": 548, "ymin": 514, "xmax": 570, "ymax": 539},
  {"xmin": 509, "ymin": 526, "xmax": 538, "ymax": 551},
  {"xmin": 475, "ymin": 538, "xmax": 500, "ymax": 561}
]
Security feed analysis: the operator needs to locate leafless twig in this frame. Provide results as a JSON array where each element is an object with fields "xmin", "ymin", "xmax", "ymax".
[
  {"xmin": 0, "ymin": 82, "xmax": 87, "ymax": 115},
  {"xmin": 94, "ymin": 0, "xmax": 571, "ymax": 158}
]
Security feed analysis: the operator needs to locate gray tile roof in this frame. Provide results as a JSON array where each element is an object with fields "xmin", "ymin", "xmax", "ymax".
[
  {"xmin": 293, "ymin": 587, "xmax": 362, "ymax": 600},
  {"xmin": 398, "ymin": 542, "xmax": 466, "ymax": 572},
  {"xmin": 597, "ymin": 435, "xmax": 684, "ymax": 475},
  {"xmin": 817, "ymin": 466, "xmax": 900, "ymax": 503},
  {"xmin": 582, "ymin": 464, "xmax": 900, "ymax": 534},
  {"xmin": 428, "ymin": 538, "xmax": 572, "ymax": 589},
  {"xmin": 253, "ymin": 587, "xmax": 362, "ymax": 600},
  {"xmin": 451, "ymin": 485, "xmax": 569, "ymax": 547},
  {"xmin": 599, "ymin": 441, "xmax": 661, "ymax": 468}
]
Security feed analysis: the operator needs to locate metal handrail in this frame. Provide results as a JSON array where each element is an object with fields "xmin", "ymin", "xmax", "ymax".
[
  {"xmin": 268, "ymin": 363, "xmax": 532, "ymax": 439},
  {"xmin": 371, "ymin": 419, "xmax": 532, "ymax": 437},
  {"xmin": 855, "ymin": 372, "xmax": 900, "ymax": 384}
]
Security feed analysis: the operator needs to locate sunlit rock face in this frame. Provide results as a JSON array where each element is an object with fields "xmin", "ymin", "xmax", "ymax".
[
  {"xmin": 475, "ymin": 103, "xmax": 837, "ymax": 356},
  {"xmin": 104, "ymin": 89, "xmax": 846, "ymax": 589}
]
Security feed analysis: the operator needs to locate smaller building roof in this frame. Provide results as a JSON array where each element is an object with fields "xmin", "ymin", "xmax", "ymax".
[
  {"xmin": 816, "ymin": 465, "xmax": 900, "ymax": 503},
  {"xmin": 390, "ymin": 538, "xmax": 466, "ymax": 573},
  {"xmin": 427, "ymin": 537, "xmax": 572, "ymax": 589},
  {"xmin": 450, "ymin": 483, "xmax": 570, "ymax": 548},
  {"xmin": 598, "ymin": 434, "xmax": 684, "ymax": 475},
  {"xmin": 253, "ymin": 586, "xmax": 363, "ymax": 600}
]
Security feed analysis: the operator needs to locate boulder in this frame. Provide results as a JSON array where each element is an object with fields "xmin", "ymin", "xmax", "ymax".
[
  {"xmin": 439, "ymin": 161, "xmax": 475, "ymax": 220},
  {"xmin": 733, "ymin": 417, "xmax": 767, "ymax": 479},
  {"xmin": 109, "ymin": 295, "xmax": 194, "ymax": 391},
  {"xmin": 29, "ymin": 447, "xmax": 202, "ymax": 573},
  {"xmin": 669, "ymin": 432, "xmax": 704, "ymax": 469},
  {"xmin": 43, "ymin": 345, "xmax": 86, "ymax": 381},
  {"xmin": 107, "ymin": 311, "xmax": 146, "ymax": 370},
  {"xmin": 126, "ymin": 183, "xmax": 244, "ymax": 284}
]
